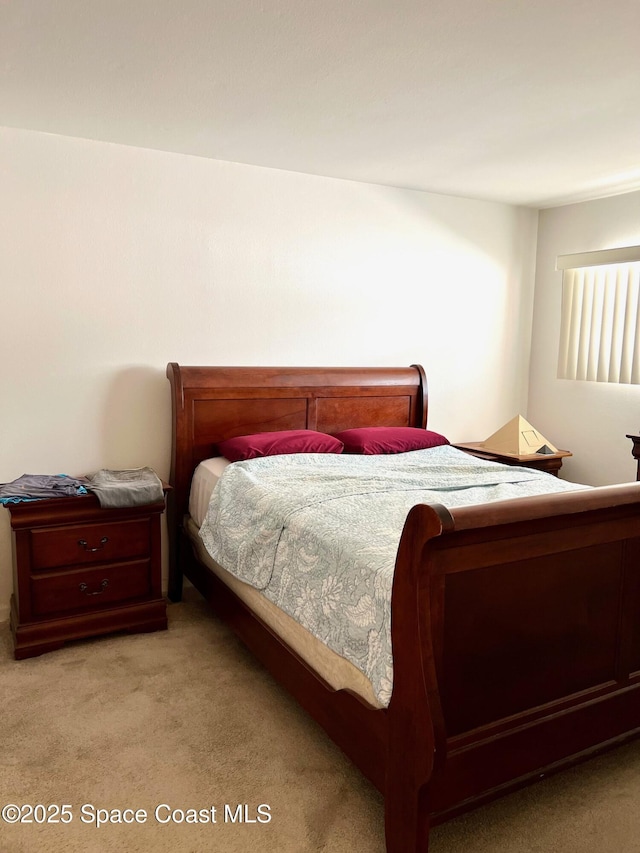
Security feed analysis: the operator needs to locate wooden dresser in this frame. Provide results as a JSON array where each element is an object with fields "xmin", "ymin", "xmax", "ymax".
[{"xmin": 8, "ymin": 491, "xmax": 168, "ymax": 659}]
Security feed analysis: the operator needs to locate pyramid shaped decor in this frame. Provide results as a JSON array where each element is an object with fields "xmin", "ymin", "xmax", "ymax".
[{"xmin": 482, "ymin": 415, "xmax": 558, "ymax": 456}]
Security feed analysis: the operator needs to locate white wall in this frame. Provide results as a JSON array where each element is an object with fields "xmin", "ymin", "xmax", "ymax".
[
  {"xmin": 528, "ymin": 190, "xmax": 640, "ymax": 486},
  {"xmin": 0, "ymin": 126, "xmax": 538, "ymax": 619}
]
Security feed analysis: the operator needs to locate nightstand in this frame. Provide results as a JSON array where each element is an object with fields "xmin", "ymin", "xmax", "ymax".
[
  {"xmin": 453, "ymin": 442, "xmax": 572, "ymax": 477},
  {"xmin": 8, "ymin": 490, "xmax": 168, "ymax": 660}
]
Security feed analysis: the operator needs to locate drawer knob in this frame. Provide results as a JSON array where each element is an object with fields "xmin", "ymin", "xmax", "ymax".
[
  {"xmin": 79, "ymin": 579, "xmax": 109, "ymax": 596},
  {"xmin": 78, "ymin": 536, "xmax": 109, "ymax": 552}
]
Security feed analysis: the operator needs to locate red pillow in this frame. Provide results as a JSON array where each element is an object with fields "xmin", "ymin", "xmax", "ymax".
[
  {"xmin": 332, "ymin": 427, "xmax": 449, "ymax": 455},
  {"xmin": 216, "ymin": 430, "xmax": 344, "ymax": 462}
]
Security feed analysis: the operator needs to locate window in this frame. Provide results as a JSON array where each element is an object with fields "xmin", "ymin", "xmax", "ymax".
[{"xmin": 557, "ymin": 246, "xmax": 640, "ymax": 384}]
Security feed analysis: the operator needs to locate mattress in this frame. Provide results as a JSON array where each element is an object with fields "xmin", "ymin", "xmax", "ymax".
[
  {"xmin": 187, "ymin": 461, "xmax": 382, "ymax": 708},
  {"xmin": 189, "ymin": 457, "xmax": 230, "ymax": 527}
]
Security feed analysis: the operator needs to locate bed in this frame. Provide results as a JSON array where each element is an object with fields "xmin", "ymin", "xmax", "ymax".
[{"xmin": 167, "ymin": 362, "xmax": 640, "ymax": 853}]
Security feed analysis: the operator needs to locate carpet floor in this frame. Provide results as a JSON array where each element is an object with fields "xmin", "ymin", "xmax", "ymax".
[{"xmin": 2, "ymin": 588, "xmax": 640, "ymax": 852}]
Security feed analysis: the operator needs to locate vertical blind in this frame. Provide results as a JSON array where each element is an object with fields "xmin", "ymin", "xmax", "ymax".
[{"xmin": 557, "ymin": 246, "xmax": 640, "ymax": 384}]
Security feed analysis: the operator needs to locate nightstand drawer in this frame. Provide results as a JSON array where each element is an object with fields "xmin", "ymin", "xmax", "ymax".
[
  {"xmin": 30, "ymin": 559, "xmax": 152, "ymax": 617},
  {"xmin": 30, "ymin": 518, "xmax": 151, "ymax": 571}
]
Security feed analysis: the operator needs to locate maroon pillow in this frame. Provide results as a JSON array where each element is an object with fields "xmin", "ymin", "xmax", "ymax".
[
  {"xmin": 216, "ymin": 430, "xmax": 344, "ymax": 462},
  {"xmin": 332, "ymin": 427, "xmax": 449, "ymax": 455}
]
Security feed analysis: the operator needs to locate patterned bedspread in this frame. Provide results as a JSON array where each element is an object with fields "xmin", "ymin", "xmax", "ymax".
[{"xmin": 199, "ymin": 445, "xmax": 585, "ymax": 705}]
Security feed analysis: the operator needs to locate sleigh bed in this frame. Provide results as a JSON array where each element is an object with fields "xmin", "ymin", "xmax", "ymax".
[{"xmin": 167, "ymin": 362, "xmax": 640, "ymax": 853}]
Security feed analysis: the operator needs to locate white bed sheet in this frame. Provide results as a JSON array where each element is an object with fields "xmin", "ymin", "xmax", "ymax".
[{"xmin": 189, "ymin": 457, "xmax": 230, "ymax": 527}]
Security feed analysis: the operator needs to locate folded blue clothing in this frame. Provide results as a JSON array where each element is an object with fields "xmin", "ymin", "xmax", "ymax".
[{"xmin": 0, "ymin": 474, "xmax": 88, "ymax": 504}]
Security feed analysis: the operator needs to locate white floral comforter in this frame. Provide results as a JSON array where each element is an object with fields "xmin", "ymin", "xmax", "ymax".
[{"xmin": 199, "ymin": 445, "xmax": 585, "ymax": 705}]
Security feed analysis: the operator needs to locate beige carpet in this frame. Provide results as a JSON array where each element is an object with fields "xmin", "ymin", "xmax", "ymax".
[{"xmin": 3, "ymin": 590, "xmax": 640, "ymax": 853}]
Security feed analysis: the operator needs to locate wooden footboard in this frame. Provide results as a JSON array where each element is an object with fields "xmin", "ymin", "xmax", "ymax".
[{"xmin": 386, "ymin": 484, "xmax": 640, "ymax": 852}]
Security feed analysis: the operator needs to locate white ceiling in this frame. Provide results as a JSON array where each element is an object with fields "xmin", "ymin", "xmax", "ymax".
[{"xmin": 2, "ymin": 0, "xmax": 639, "ymax": 207}]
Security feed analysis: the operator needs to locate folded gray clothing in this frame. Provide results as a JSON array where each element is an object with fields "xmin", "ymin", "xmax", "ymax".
[{"xmin": 86, "ymin": 468, "xmax": 164, "ymax": 508}]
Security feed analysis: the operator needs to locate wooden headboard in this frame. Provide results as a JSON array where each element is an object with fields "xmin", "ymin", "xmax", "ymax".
[{"xmin": 166, "ymin": 363, "xmax": 428, "ymax": 526}]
